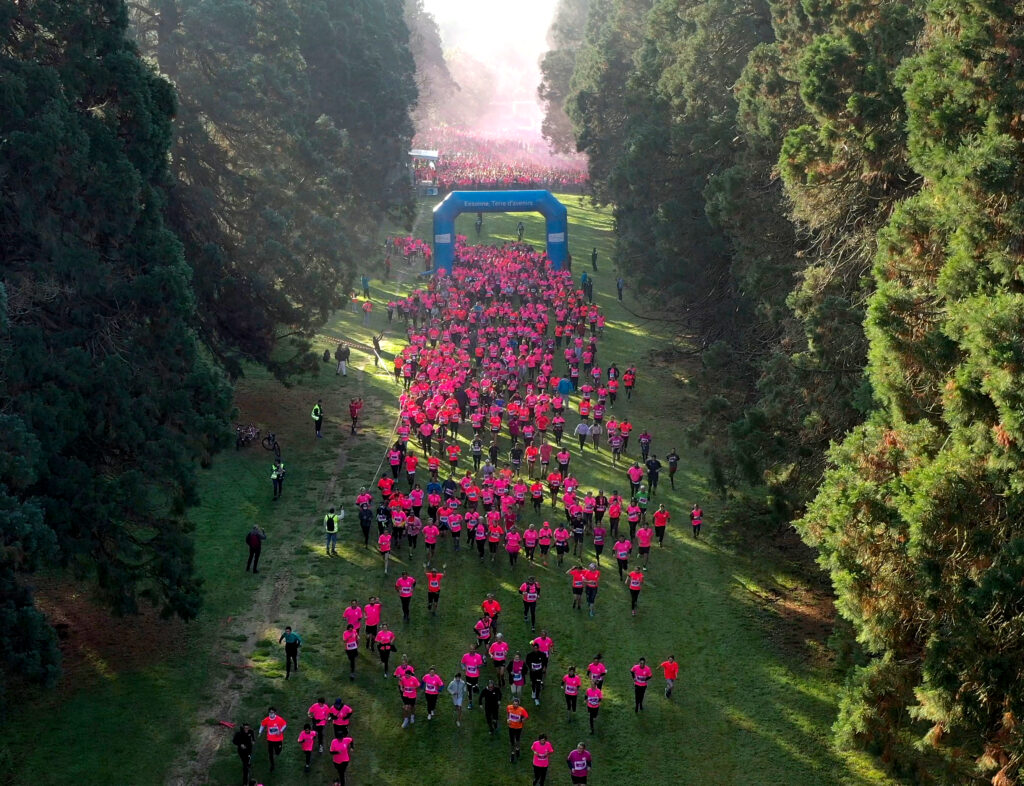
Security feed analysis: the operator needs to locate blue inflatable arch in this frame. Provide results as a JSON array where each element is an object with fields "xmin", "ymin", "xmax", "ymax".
[{"xmin": 432, "ymin": 190, "xmax": 569, "ymax": 273}]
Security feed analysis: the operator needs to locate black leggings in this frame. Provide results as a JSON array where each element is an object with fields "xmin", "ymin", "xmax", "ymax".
[
  {"xmin": 266, "ymin": 740, "xmax": 282, "ymax": 770},
  {"xmin": 588, "ymin": 706, "xmax": 599, "ymax": 732},
  {"xmin": 534, "ymin": 764, "xmax": 550, "ymax": 785},
  {"xmin": 630, "ymin": 589, "xmax": 641, "ymax": 609},
  {"xmin": 523, "ymin": 601, "xmax": 536, "ymax": 627},
  {"xmin": 334, "ymin": 760, "xmax": 349, "ymax": 784},
  {"xmin": 634, "ymin": 684, "xmax": 647, "ymax": 711},
  {"xmin": 347, "ymin": 649, "xmax": 357, "ymax": 673},
  {"xmin": 565, "ymin": 694, "xmax": 577, "ymax": 712}
]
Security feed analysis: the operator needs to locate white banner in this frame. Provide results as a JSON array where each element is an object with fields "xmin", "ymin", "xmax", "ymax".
[
  {"xmin": 434, "ymin": 233, "xmax": 451, "ymax": 244},
  {"xmin": 548, "ymin": 232, "xmax": 565, "ymax": 243}
]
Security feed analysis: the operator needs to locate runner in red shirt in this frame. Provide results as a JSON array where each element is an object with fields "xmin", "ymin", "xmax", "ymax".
[
  {"xmin": 425, "ymin": 566, "xmax": 445, "ymax": 615},
  {"xmin": 258, "ymin": 707, "xmax": 287, "ymax": 772},
  {"xmin": 627, "ymin": 567, "xmax": 644, "ymax": 616},
  {"xmin": 659, "ymin": 655, "xmax": 680, "ymax": 699},
  {"xmin": 652, "ymin": 504, "xmax": 671, "ymax": 547}
]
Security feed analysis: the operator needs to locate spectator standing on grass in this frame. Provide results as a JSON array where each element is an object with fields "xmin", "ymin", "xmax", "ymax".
[
  {"xmin": 232, "ymin": 722, "xmax": 256, "ymax": 785},
  {"xmin": 335, "ymin": 343, "xmax": 350, "ymax": 376},
  {"xmin": 616, "ymin": 277, "xmax": 624, "ymax": 301},
  {"xmin": 271, "ymin": 459, "xmax": 285, "ymax": 500},
  {"xmin": 279, "ymin": 626, "xmax": 301, "ymax": 678},
  {"xmin": 361, "ymin": 299, "xmax": 372, "ymax": 325},
  {"xmin": 324, "ymin": 507, "xmax": 341, "ymax": 555},
  {"xmin": 245, "ymin": 525, "xmax": 266, "ymax": 573},
  {"xmin": 312, "ymin": 399, "xmax": 324, "ymax": 439},
  {"xmin": 591, "ymin": 247, "xmax": 598, "ymax": 271}
]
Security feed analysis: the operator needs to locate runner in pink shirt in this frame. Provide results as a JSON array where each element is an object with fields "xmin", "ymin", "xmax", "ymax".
[
  {"xmin": 298, "ymin": 723, "xmax": 317, "ymax": 772},
  {"xmin": 329, "ymin": 734, "xmax": 354, "ymax": 783},
  {"xmin": 566, "ymin": 742, "xmax": 593, "ymax": 784},
  {"xmin": 586, "ymin": 654, "xmax": 607, "ymax": 689},
  {"xmin": 509, "ymin": 652, "xmax": 527, "ymax": 700},
  {"xmin": 375, "ymin": 624, "xmax": 395, "ymax": 676},
  {"xmin": 630, "ymin": 657, "xmax": 653, "ymax": 712},
  {"xmin": 562, "ymin": 666, "xmax": 582, "ymax": 720},
  {"xmin": 488, "ymin": 633, "xmax": 509, "ymax": 687},
  {"xmin": 530, "ymin": 733, "xmax": 555, "ymax": 785},
  {"xmin": 363, "ymin": 596, "xmax": 381, "ymax": 651},
  {"xmin": 504, "ymin": 528, "xmax": 522, "ymax": 567},
  {"xmin": 343, "ymin": 624, "xmax": 359, "ymax": 678},
  {"xmin": 307, "ymin": 696, "xmax": 330, "ymax": 753},
  {"xmin": 422, "ymin": 667, "xmax": 445, "ymax": 720},
  {"xmin": 585, "ymin": 683, "xmax": 603, "ymax": 733},
  {"xmin": 395, "ymin": 570, "xmax": 416, "ymax": 622},
  {"xmin": 636, "ymin": 524, "xmax": 654, "ymax": 570},
  {"xmin": 461, "ymin": 649, "xmax": 484, "ymax": 708},
  {"xmin": 342, "ymin": 600, "xmax": 364, "ymax": 631},
  {"xmin": 399, "ymin": 672, "xmax": 421, "ymax": 728}
]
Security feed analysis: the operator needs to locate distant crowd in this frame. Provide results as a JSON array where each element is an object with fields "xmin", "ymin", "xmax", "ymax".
[{"xmin": 412, "ymin": 125, "xmax": 589, "ymax": 193}]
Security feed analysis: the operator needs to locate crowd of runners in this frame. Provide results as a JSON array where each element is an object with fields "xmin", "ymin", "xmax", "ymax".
[
  {"xmin": 411, "ymin": 126, "xmax": 589, "ymax": 193},
  {"xmin": 235, "ymin": 238, "xmax": 702, "ymax": 785}
]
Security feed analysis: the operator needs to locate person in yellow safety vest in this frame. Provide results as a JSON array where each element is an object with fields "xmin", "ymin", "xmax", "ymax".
[
  {"xmin": 324, "ymin": 507, "xmax": 344, "ymax": 555},
  {"xmin": 271, "ymin": 460, "xmax": 286, "ymax": 500},
  {"xmin": 312, "ymin": 399, "xmax": 324, "ymax": 439}
]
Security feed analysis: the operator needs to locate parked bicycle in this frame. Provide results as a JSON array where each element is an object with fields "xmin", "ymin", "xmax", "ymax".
[
  {"xmin": 261, "ymin": 431, "xmax": 282, "ymax": 459},
  {"xmin": 235, "ymin": 423, "xmax": 260, "ymax": 450}
]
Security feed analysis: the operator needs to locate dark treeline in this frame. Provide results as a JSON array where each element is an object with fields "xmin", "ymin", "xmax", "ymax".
[
  {"xmin": 542, "ymin": 0, "xmax": 1024, "ymax": 782},
  {"xmin": 1, "ymin": 0, "xmax": 416, "ymax": 697}
]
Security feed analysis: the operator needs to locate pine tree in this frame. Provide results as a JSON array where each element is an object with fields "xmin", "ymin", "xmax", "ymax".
[{"xmin": 1, "ymin": 0, "xmax": 232, "ymax": 690}]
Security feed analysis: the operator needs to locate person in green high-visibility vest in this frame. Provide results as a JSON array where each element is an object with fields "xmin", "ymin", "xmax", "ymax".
[
  {"xmin": 271, "ymin": 459, "xmax": 286, "ymax": 500},
  {"xmin": 312, "ymin": 399, "xmax": 324, "ymax": 438}
]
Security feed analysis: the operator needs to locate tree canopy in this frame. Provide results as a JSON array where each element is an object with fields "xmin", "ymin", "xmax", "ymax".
[
  {"xmin": 2, "ymin": 0, "xmax": 417, "ymax": 696},
  {"xmin": 547, "ymin": 0, "xmax": 1024, "ymax": 779}
]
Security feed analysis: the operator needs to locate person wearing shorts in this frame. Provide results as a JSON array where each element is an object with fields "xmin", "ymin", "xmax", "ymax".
[
  {"xmin": 375, "ymin": 624, "xmax": 395, "ymax": 676},
  {"xmin": 636, "ymin": 524, "xmax": 653, "ymax": 570},
  {"xmin": 399, "ymin": 672, "xmax": 421, "ymax": 728},
  {"xmin": 660, "ymin": 655, "xmax": 679, "ymax": 699},
  {"xmin": 567, "ymin": 564, "xmax": 585, "ymax": 610},
  {"xmin": 363, "ymin": 596, "xmax": 381, "ymax": 651}
]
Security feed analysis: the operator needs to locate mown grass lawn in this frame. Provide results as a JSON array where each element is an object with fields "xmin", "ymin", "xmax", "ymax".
[{"xmin": 2, "ymin": 195, "xmax": 893, "ymax": 786}]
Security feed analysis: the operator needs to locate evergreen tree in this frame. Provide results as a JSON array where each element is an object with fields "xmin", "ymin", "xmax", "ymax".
[
  {"xmin": 802, "ymin": 2, "xmax": 1024, "ymax": 780},
  {"xmin": 1, "ymin": 0, "xmax": 232, "ymax": 690}
]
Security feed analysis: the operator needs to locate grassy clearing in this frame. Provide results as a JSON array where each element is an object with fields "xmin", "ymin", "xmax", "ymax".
[{"xmin": 2, "ymin": 195, "xmax": 891, "ymax": 786}]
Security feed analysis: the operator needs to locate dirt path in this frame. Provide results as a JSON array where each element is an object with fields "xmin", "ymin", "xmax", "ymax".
[{"xmin": 167, "ymin": 411, "xmax": 353, "ymax": 785}]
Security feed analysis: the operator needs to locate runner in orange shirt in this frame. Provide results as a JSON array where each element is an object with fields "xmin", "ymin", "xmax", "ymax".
[
  {"xmin": 258, "ymin": 707, "xmax": 287, "ymax": 772},
  {"xmin": 506, "ymin": 697, "xmax": 530, "ymax": 762}
]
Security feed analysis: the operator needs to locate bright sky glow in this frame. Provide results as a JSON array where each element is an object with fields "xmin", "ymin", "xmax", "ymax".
[{"xmin": 421, "ymin": 0, "xmax": 558, "ymax": 130}]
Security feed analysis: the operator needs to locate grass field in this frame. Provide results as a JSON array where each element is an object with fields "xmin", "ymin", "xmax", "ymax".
[{"xmin": 1, "ymin": 195, "xmax": 894, "ymax": 786}]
